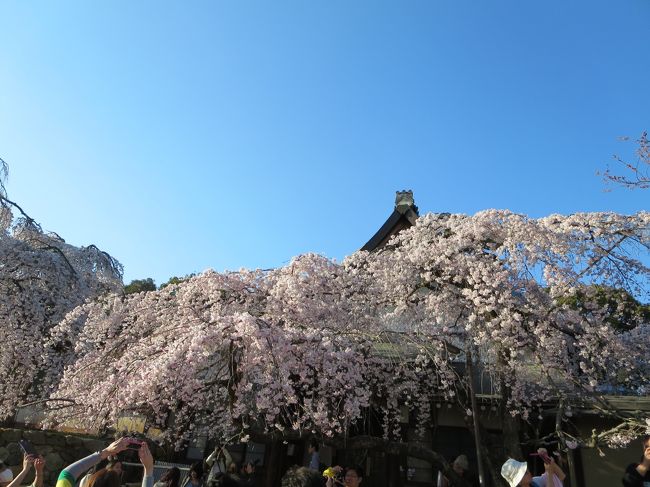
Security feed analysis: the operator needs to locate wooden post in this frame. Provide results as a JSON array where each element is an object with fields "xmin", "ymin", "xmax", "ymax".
[
  {"xmin": 466, "ymin": 347, "xmax": 486, "ymax": 487},
  {"xmin": 555, "ymin": 400, "xmax": 578, "ymax": 487}
]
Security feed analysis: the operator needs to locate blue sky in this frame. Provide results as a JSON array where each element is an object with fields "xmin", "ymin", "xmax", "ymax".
[{"xmin": 1, "ymin": 1, "xmax": 648, "ymax": 285}]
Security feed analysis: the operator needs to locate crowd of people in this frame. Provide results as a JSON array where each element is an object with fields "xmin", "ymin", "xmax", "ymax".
[{"xmin": 1, "ymin": 434, "xmax": 649, "ymax": 487}]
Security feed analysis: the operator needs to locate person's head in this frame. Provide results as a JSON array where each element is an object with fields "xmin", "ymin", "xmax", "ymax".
[
  {"xmin": 0, "ymin": 462, "xmax": 13, "ymax": 487},
  {"xmin": 308, "ymin": 439, "xmax": 319, "ymax": 454},
  {"xmin": 280, "ymin": 467, "xmax": 322, "ymax": 487},
  {"xmin": 501, "ymin": 459, "xmax": 530, "ymax": 487},
  {"xmin": 189, "ymin": 462, "xmax": 203, "ymax": 480},
  {"xmin": 452, "ymin": 455, "xmax": 469, "ymax": 476},
  {"xmin": 88, "ymin": 469, "xmax": 121, "ymax": 487},
  {"xmin": 642, "ymin": 435, "xmax": 650, "ymax": 450},
  {"xmin": 343, "ymin": 465, "xmax": 363, "ymax": 487},
  {"xmin": 639, "ymin": 435, "xmax": 650, "ymax": 463},
  {"xmin": 160, "ymin": 467, "xmax": 180, "ymax": 487},
  {"xmin": 106, "ymin": 457, "xmax": 123, "ymax": 476}
]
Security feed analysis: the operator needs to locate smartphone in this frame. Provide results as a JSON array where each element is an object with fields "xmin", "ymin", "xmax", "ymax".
[
  {"xmin": 126, "ymin": 438, "xmax": 143, "ymax": 450},
  {"xmin": 19, "ymin": 439, "xmax": 38, "ymax": 456}
]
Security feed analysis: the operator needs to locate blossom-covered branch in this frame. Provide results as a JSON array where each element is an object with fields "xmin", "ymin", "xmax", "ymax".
[{"xmin": 601, "ymin": 132, "xmax": 650, "ymax": 190}]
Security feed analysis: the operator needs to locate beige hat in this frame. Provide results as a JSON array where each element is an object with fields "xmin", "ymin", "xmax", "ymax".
[
  {"xmin": 501, "ymin": 458, "xmax": 527, "ymax": 487},
  {"xmin": 452, "ymin": 455, "xmax": 469, "ymax": 471}
]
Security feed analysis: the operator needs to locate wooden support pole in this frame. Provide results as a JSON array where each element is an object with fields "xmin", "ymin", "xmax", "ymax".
[{"xmin": 466, "ymin": 347, "xmax": 486, "ymax": 487}]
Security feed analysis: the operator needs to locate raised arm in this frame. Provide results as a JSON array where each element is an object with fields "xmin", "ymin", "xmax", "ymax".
[
  {"xmin": 56, "ymin": 438, "xmax": 130, "ymax": 487},
  {"xmin": 542, "ymin": 459, "xmax": 566, "ymax": 486},
  {"xmin": 6, "ymin": 454, "xmax": 35, "ymax": 487},
  {"xmin": 138, "ymin": 442, "xmax": 154, "ymax": 487},
  {"xmin": 551, "ymin": 460, "xmax": 566, "ymax": 482},
  {"xmin": 33, "ymin": 457, "xmax": 45, "ymax": 487}
]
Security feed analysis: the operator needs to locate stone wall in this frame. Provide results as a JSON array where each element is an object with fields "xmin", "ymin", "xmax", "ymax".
[{"xmin": 0, "ymin": 428, "xmax": 107, "ymax": 486}]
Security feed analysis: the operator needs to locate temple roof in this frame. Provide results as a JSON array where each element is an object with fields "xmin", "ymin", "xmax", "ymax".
[{"xmin": 361, "ymin": 190, "xmax": 419, "ymax": 251}]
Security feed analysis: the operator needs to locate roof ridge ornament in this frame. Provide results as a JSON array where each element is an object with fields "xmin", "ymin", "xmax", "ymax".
[{"xmin": 395, "ymin": 190, "xmax": 418, "ymax": 216}]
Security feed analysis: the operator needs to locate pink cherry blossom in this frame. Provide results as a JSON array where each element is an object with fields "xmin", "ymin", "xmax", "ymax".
[{"xmin": 29, "ymin": 210, "xmax": 648, "ymax": 450}]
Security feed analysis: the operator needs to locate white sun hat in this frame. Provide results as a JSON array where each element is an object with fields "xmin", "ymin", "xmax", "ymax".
[
  {"xmin": 453, "ymin": 455, "xmax": 469, "ymax": 471},
  {"xmin": 501, "ymin": 458, "xmax": 528, "ymax": 487},
  {"xmin": 0, "ymin": 468, "xmax": 14, "ymax": 484}
]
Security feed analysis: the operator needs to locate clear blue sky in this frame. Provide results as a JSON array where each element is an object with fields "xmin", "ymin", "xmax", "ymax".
[{"xmin": 1, "ymin": 1, "xmax": 648, "ymax": 285}]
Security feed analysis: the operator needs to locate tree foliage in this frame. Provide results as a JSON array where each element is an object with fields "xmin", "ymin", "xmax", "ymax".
[
  {"xmin": 159, "ymin": 274, "xmax": 197, "ymax": 290},
  {"xmin": 124, "ymin": 278, "xmax": 157, "ymax": 294},
  {"xmin": 556, "ymin": 285, "xmax": 650, "ymax": 332}
]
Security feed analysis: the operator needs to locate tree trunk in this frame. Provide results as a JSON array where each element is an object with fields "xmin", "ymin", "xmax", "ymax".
[
  {"xmin": 497, "ymin": 355, "xmax": 522, "ymax": 460},
  {"xmin": 566, "ymin": 449, "xmax": 578, "ymax": 487},
  {"xmin": 555, "ymin": 400, "xmax": 578, "ymax": 487},
  {"xmin": 501, "ymin": 404, "xmax": 523, "ymax": 459},
  {"xmin": 461, "ymin": 411, "xmax": 508, "ymax": 487},
  {"xmin": 482, "ymin": 443, "xmax": 506, "ymax": 487}
]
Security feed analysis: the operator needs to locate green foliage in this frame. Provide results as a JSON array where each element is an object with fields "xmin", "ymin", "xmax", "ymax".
[
  {"xmin": 159, "ymin": 274, "xmax": 196, "ymax": 290},
  {"xmin": 124, "ymin": 278, "xmax": 156, "ymax": 295},
  {"xmin": 557, "ymin": 285, "xmax": 650, "ymax": 331}
]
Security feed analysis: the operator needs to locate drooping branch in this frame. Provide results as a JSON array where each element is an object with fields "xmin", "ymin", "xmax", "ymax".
[{"xmin": 18, "ymin": 398, "xmax": 77, "ymax": 410}]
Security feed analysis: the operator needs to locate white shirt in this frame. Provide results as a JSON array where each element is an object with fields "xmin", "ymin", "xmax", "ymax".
[{"xmin": 532, "ymin": 472, "xmax": 563, "ymax": 487}]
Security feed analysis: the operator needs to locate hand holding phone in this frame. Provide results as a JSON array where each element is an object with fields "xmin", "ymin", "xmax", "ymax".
[
  {"xmin": 126, "ymin": 438, "xmax": 144, "ymax": 450},
  {"xmin": 536, "ymin": 448, "xmax": 552, "ymax": 464},
  {"xmin": 34, "ymin": 457, "xmax": 46, "ymax": 473},
  {"xmin": 138, "ymin": 443, "xmax": 154, "ymax": 474},
  {"xmin": 22, "ymin": 454, "xmax": 36, "ymax": 470},
  {"xmin": 101, "ymin": 438, "xmax": 132, "ymax": 458}
]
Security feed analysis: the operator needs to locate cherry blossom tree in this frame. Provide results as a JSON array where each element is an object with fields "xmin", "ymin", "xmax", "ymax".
[
  {"xmin": 0, "ymin": 160, "xmax": 123, "ymax": 421},
  {"xmin": 39, "ymin": 209, "xmax": 648, "ymax": 466},
  {"xmin": 1, "ymin": 161, "xmax": 645, "ymax": 485}
]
